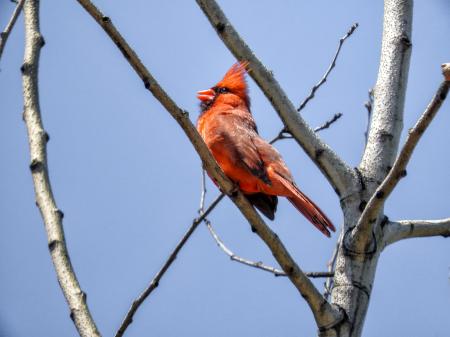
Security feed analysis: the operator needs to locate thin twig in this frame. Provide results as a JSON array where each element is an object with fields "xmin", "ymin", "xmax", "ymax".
[
  {"xmin": 115, "ymin": 194, "xmax": 225, "ymax": 337},
  {"xmin": 297, "ymin": 23, "xmax": 358, "ymax": 112},
  {"xmin": 21, "ymin": 1, "xmax": 100, "ymax": 336},
  {"xmin": 352, "ymin": 67, "xmax": 450, "ymax": 251},
  {"xmin": 205, "ymin": 219, "xmax": 333, "ymax": 278},
  {"xmin": 363, "ymin": 89, "xmax": 374, "ymax": 146},
  {"xmin": 0, "ymin": 0, "xmax": 25, "ymax": 62},
  {"xmin": 323, "ymin": 227, "xmax": 343, "ymax": 300},
  {"xmin": 199, "ymin": 168, "xmax": 207, "ymax": 212},
  {"xmin": 314, "ymin": 113, "xmax": 343, "ymax": 133},
  {"xmin": 269, "ymin": 112, "xmax": 343, "ymax": 145}
]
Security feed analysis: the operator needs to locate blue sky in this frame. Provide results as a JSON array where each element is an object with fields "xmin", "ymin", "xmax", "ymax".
[{"xmin": 0, "ymin": 1, "xmax": 449, "ymax": 336}]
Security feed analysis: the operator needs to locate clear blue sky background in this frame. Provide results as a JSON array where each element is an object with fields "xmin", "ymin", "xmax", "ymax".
[{"xmin": 1, "ymin": 1, "xmax": 449, "ymax": 336}]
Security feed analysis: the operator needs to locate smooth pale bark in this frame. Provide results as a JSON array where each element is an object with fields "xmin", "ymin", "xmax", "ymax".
[{"xmin": 22, "ymin": 1, "xmax": 100, "ymax": 336}]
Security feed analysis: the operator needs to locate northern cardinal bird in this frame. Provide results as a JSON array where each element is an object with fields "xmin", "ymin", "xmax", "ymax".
[{"xmin": 196, "ymin": 62, "xmax": 335, "ymax": 237}]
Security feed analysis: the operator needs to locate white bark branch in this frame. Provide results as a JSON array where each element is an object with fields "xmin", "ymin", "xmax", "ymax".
[
  {"xmin": 196, "ymin": 0, "xmax": 357, "ymax": 198},
  {"xmin": 352, "ymin": 70, "xmax": 449, "ymax": 251},
  {"xmin": 384, "ymin": 218, "xmax": 450, "ymax": 246},
  {"xmin": 76, "ymin": 0, "xmax": 343, "ymax": 329},
  {"xmin": 0, "ymin": 0, "xmax": 24, "ymax": 61},
  {"xmin": 359, "ymin": 0, "xmax": 413, "ymax": 183},
  {"xmin": 21, "ymin": 1, "xmax": 100, "ymax": 336}
]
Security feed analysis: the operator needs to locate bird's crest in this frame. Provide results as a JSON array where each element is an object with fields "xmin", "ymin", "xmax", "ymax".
[{"xmin": 216, "ymin": 61, "xmax": 249, "ymax": 104}]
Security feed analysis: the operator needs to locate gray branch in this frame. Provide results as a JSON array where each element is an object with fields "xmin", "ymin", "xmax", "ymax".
[
  {"xmin": 352, "ymin": 67, "xmax": 449, "ymax": 251},
  {"xmin": 21, "ymin": 1, "xmax": 100, "ymax": 336},
  {"xmin": 0, "ymin": 0, "xmax": 24, "ymax": 61},
  {"xmin": 76, "ymin": 0, "xmax": 343, "ymax": 329},
  {"xmin": 383, "ymin": 218, "xmax": 450, "ymax": 246},
  {"xmin": 359, "ymin": 0, "xmax": 413, "ymax": 183},
  {"xmin": 196, "ymin": 0, "xmax": 357, "ymax": 198}
]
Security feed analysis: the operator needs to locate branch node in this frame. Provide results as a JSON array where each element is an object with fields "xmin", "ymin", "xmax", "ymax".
[
  {"xmin": 375, "ymin": 191, "xmax": 384, "ymax": 199},
  {"xmin": 55, "ymin": 208, "xmax": 64, "ymax": 219},
  {"xmin": 400, "ymin": 34, "xmax": 412, "ymax": 49},
  {"xmin": 48, "ymin": 239, "xmax": 59, "ymax": 252},
  {"xmin": 315, "ymin": 148, "xmax": 324, "ymax": 159},
  {"xmin": 143, "ymin": 78, "xmax": 150, "ymax": 89},
  {"xmin": 38, "ymin": 34, "xmax": 45, "ymax": 47},
  {"xmin": 20, "ymin": 62, "xmax": 31, "ymax": 74},
  {"xmin": 101, "ymin": 16, "xmax": 110, "ymax": 23},
  {"xmin": 215, "ymin": 22, "xmax": 225, "ymax": 33},
  {"xmin": 358, "ymin": 200, "xmax": 367, "ymax": 212},
  {"xmin": 29, "ymin": 159, "xmax": 43, "ymax": 172}
]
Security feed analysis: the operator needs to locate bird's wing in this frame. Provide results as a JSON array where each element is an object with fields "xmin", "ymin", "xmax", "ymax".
[{"xmin": 210, "ymin": 112, "xmax": 273, "ymax": 185}]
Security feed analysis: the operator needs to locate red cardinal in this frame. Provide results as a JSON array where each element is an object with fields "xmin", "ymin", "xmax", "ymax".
[{"xmin": 196, "ymin": 62, "xmax": 335, "ymax": 237}]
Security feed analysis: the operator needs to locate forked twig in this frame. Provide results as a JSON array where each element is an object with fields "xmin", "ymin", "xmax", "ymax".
[
  {"xmin": 0, "ymin": 0, "xmax": 25, "ymax": 61},
  {"xmin": 297, "ymin": 23, "xmax": 358, "ymax": 112},
  {"xmin": 115, "ymin": 193, "xmax": 225, "ymax": 337},
  {"xmin": 269, "ymin": 112, "xmax": 343, "ymax": 144}
]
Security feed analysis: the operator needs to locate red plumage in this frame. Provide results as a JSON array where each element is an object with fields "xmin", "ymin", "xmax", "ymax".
[{"xmin": 196, "ymin": 62, "xmax": 335, "ymax": 237}]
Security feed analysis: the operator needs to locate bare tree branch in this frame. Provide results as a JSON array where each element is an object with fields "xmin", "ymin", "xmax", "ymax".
[
  {"xmin": 196, "ymin": 0, "xmax": 357, "ymax": 198},
  {"xmin": 359, "ymin": 0, "xmax": 413, "ymax": 183},
  {"xmin": 0, "ymin": 0, "xmax": 24, "ymax": 61},
  {"xmin": 115, "ymin": 194, "xmax": 225, "ymax": 337},
  {"xmin": 298, "ymin": 23, "xmax": 358, "ymax": 112},
  {"xmin": 363, "ymin": 89, "xmax": 374, "ymax": 147},
  {"xmin": 21, "ymin": 1, "xmax": 100, "ymax": 336},
  {"xmin": 352, "ymin": 68, "xmax": 450, "ymax": 251},
  {"xmin": 314, "ymin": 113, "xmax": 343, "ymax": 133},
  {"xmin": 204, "ymin": 210, "xmax": 333, "ymax": 278},
  {"xmin": 383, "ymin": 218, "xmax": 450, "ymax": 247},
  {"xmin": 76, "ymin": 0, "xmax": 343, "ymax": 330}
]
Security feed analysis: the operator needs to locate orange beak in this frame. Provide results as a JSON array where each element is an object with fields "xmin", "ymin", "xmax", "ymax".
[{"xmin": 197, "ymin": 88, "xmax": 216, "ymax": 102}]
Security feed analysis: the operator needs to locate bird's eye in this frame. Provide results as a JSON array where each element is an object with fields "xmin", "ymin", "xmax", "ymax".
[{"xmin": 217, "ymin": 87, "xmax": 229, "ymax": 94}]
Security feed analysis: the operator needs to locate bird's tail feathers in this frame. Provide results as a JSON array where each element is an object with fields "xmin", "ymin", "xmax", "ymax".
[{"xmin": 276, "ymin": 173, "xmax": 335, "ymax": 237}]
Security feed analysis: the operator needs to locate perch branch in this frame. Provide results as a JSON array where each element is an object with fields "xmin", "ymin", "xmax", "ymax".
[
  {"xmin": 115, "ymin": 194, "xmax": 225, "ymax": 337},
  {"xmin": 76, "ymin": 0, "xmax": 343, "ymax": 330},
  {"xmin": 383, "ymin": 218, "xmax": 450, "ymax": 247},
  {"xmin": 0, "ymin": 0, "xmax": 24, "ymax": 61},
  {"xmin": 352, "ymin": 66, "xmax": 450, "ymax": 251},
  {"xmin": 196, "ymin": 0, "xmax": 357, "ymax": 198},
  {"xmin": 21, "ymin": 1, "xmax": 100, "ymax": 336},
  {"xmin": 297, "ymin": 23, "xmax": 358, "ymax": 112}
]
